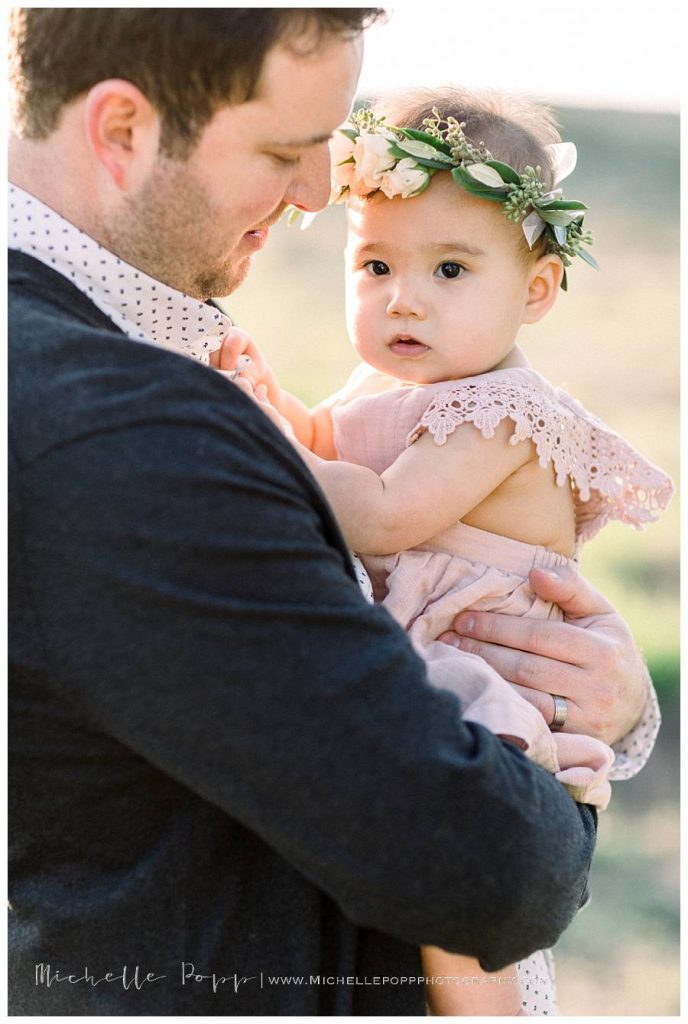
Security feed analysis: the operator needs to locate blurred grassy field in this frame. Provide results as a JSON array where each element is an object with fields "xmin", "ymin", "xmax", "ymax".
[{"xmin": 221, "ymin": 106, "xmax": 679, "ymax": 1014}]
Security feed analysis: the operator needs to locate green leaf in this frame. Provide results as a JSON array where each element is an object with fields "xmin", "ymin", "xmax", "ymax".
[
  {"xmin": 560, "ymin": 269, "xmax": 569, "ymax": 291},
  {"xmin": 451, "ymin": 166, "xmax": 508, "ymax": 202},
  {"xmin": 417, "ymin": 158, "xmax": 457, "ymax": 171},
  {"xmin": 577, "ymin": 248, "xmax": 599, "ymax": 270},
  {"xmin": 537, "ymin": 199, "xmax": 588, "ymax": 211},
  {"xmin": 400, "ymin": 127, "xmax": 453, "ymax": 156},
  {"xmin": 386, "ymin": 144, "xmax": 451, "ymax": 171},
  {"xmin": 340, "ymin": 128, "xmax": 358, "ymax": 142},
  {"xmin": 537, "ymin": 208, "xmax": 585, "ymax": 227},
  {"xmin": 465, "ymin": 163, "xmax": 509, "ymax": 188},
  {"xmin": 395, "ymin": 137, "xmax": 455, "ymax": 163},
  {"xmin": 485, "ymin": 159, "xmax": 521, "ymax": 185}
]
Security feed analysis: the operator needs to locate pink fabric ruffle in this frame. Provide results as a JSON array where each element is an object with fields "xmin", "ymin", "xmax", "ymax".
[{"xmin": 332, "ymin": 366, "xmax": 673, "ymax": 544}]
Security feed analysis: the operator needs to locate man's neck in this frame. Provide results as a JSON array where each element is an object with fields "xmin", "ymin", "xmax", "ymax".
[
  {"xmin": 9, "ymin": 182, "xmax": 231, "ymax": 363},
  {"xmin": 9, "ymin": 130, "xmax": 104, "ymax": 243}
]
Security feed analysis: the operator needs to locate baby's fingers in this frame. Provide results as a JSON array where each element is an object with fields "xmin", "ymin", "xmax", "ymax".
[
  {"xmin": 252, "ymin": 384, "xmax": 288, "ymax": 432},
  {"xmin": 211, "ymin": 328, "xmax": 265, "ymax": 379},
  {"xmin": 225, "ymin": 375, "xmax": 256, "ymax": 399}
]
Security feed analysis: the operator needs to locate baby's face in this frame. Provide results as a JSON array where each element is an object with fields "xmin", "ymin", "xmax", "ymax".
[{"xmin": 344, "ymin": 174, "xmax": 534, "ymax": 384}]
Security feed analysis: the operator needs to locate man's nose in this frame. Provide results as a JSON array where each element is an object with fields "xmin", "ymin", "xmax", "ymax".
[
  {"xmin": 386, "ymin": 281, "xmax": 427, "ymax": 320},
  {"xmin": 284, "ymin": 144, "xmax": 332, "ymax": 213}
]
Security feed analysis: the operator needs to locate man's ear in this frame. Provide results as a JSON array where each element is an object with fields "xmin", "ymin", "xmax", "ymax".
[
  {"xmin": 521, "ymin": 253, "xmax": 564, "ymax": 324},
  {"xmin": 83, "ymin": 80, "xmax": 160, "ymax": 191}
]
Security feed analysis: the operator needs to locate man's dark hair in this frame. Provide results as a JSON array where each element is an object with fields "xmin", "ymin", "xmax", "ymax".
[{"xmin": 9, "ymin": 8, "xmax": 384, "ymax": 155}]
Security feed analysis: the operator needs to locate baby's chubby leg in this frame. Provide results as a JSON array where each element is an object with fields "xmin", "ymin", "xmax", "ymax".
[{"xmin": 422, "ymin": 946, "xmax": 521, "ymax": 1015}]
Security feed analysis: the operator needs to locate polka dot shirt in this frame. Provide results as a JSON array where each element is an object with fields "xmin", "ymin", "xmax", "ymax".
[{"xmin": 9, "ymin": 184, "xmax": 230, "ymax": 363}]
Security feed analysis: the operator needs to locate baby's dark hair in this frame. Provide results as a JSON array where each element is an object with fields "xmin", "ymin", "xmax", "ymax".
[{"xmin": 371, "ymin": 86, "xmax": 563, "ymax": 259}]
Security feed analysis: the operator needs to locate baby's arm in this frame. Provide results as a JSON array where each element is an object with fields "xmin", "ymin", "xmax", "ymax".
[
  {"xmin": 211, "ymin": 329, "xmax": 338, "ymax": 456},
  {"xmin": 301, "ymin": 419, "xmax": 534, "ymax": 555},
  {"xmin": 212, "ymin": 331, "xmax": 534, "ymax": 550}
]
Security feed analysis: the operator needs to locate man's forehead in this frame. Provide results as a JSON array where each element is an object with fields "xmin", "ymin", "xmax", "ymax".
[{"xmin": 250, "ymin": 34, "xmax": 363, "ymax": 129}]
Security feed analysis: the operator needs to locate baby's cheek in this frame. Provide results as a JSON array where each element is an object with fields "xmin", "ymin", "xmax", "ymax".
[
  {"xmin": 344, "ymin": 288, "xmax": 367, "ymax": 349},
  {"xmin": 348, "ymin": 310, "xmax": 375, "ymax": 359}
]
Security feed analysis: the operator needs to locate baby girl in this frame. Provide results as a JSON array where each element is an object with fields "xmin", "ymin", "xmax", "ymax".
[{"xmin": 218, "ymin": 88, "xmax": 673, "ymax": 1014}]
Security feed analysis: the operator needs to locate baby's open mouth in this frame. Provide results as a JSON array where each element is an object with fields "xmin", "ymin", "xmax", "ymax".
[{"xmin": 388, "ymin": 336, "xmax": 430, "ymax": 357}]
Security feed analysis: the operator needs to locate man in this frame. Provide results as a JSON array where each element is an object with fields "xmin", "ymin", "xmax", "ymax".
[{"xmin": 9, "ymin": 9, "xmax": 657, "ymax": 1015}]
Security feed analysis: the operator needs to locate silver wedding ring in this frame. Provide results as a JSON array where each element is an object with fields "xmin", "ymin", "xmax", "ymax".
[{"xmin": 550, "ymin": 694, "xmax": 568, "ymax": 730}]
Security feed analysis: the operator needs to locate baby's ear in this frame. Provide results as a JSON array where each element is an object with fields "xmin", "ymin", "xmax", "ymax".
[{"xmin": 522, "ymin": 254, "xmax": 564, "ymax": 324}]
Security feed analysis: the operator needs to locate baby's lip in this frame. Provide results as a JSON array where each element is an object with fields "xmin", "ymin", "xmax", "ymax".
[{"xmin": 388, "ymin": 335, "xmax": 430, "ymax": 357}]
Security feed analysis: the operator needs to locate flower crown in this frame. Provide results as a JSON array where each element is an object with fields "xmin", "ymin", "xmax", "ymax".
[{"xmin": 329, "ymin": 107, "xmax": 598, "ymax": 291}]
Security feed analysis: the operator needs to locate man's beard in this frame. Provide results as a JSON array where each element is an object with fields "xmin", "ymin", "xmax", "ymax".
[{"xmin": 99, "ymin": 160, "xmax": 256, "ymax": 300}]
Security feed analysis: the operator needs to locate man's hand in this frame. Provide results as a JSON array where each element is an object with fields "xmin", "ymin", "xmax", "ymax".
[{"xmin": 438, "ymin": 565, "xmax": 647, "ymax": 746}]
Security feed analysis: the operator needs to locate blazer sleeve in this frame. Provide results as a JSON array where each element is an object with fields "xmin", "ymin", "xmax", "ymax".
[{"xmin": 16, "ymin": 361, "xmax": 596, "ymax": 972}]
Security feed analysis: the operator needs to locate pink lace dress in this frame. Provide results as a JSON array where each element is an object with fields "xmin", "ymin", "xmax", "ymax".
[{"xmin": 332, "ymin": 366, "xmax": 673, "ymax": 1016}]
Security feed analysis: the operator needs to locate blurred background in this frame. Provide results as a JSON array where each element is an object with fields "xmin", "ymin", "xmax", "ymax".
[{"xmin": 223, "ymin": 3, "xmax": 680, "ymax": 1014}]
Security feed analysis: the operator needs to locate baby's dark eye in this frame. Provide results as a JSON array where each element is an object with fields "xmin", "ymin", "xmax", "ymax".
[
  {"xmin": 365, "ymin": 260, "xmax": 390, "ymax": 276},
  {"xmin": 435, "ymin": 261, "xmax": 465, "ymax": 280}
]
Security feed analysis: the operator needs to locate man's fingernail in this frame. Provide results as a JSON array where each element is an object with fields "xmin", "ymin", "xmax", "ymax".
[
  {"xmin": 542, "ymin": 569, "xmax": 562, "ymax": 580},
  {"xmin": 450, "ymin": 637, "xmax": 463, "ymax": 650},
  {"xmin": 462, "ymin": 617, "xmax": 475, "ymax": 634}
]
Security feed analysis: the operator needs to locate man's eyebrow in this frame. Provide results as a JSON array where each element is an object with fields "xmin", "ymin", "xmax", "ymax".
[{"xmin": 267, "ymin": 132, "xmax": 333, "ymax": 149}]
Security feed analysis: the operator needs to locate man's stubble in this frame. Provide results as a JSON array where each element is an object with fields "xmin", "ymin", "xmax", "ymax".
[{"xmin": 99, "ymin": 158, "xmax": 255, "ymax": 300}]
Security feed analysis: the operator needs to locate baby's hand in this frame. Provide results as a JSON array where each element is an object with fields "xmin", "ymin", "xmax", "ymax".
[
  {"xmin": 210, "ymin": 327, "xmax": 321, "ymax": 454},
  {"xmin": 209, "ymin": 327, "xmax": 282, "ymax": 408},
  {"xmin": 232, "ymin": 377, "xmax": 294, "ymax": 438}
]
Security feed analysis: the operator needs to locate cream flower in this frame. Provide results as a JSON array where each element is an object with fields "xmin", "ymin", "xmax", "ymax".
[
  {"xmin": 379, "ymin": 157, "xmax": 430, "ymax": 199},
  {"xmin": 331, "ymin": 158, "xmax": 356, "ymax": 193},
  {"xmin": 329, "ymin": 132, "xmax": 357, "ymax": 197},
  {"xmin": 352, "ymin": 130, "xmax": 397, "ymax": 190},
  {"xmin": 329, "ymin": 131, "xmax": 356, "ymax": 166}
]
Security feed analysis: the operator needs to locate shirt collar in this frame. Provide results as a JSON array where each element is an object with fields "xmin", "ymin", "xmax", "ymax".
[{"xmin": 8, "ymin": 184, "xmax": 231, "ymax": 363}]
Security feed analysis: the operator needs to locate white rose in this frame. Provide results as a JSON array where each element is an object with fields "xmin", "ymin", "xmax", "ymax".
[
  {"xmin": 331, "ymin": 158, "xmax": 356, "ymax": 193},
  {"xmin": 329, "ymin": 131, "xmax": 356, "ymax": 166},
  {"xmin": 328, "ymin": 132, "xmax": 357, "ymax": 197},
  {"xmin": 352, "ymin": 131, "xmax": 397, "ymax": 190},
  {"xmin": 379, "ymin": 158, "xmax": 430, "ymax": 199}
]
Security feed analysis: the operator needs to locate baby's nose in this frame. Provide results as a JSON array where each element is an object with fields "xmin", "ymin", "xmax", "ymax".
[{"xmin": 386, "ymin": 286, "xmax": 426, "ymax": 319}]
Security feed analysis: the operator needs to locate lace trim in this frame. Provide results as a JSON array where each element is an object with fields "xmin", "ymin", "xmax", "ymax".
[{"xmin": 406, "ymin": 374, "xmax": 673, "ymax": 542}]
